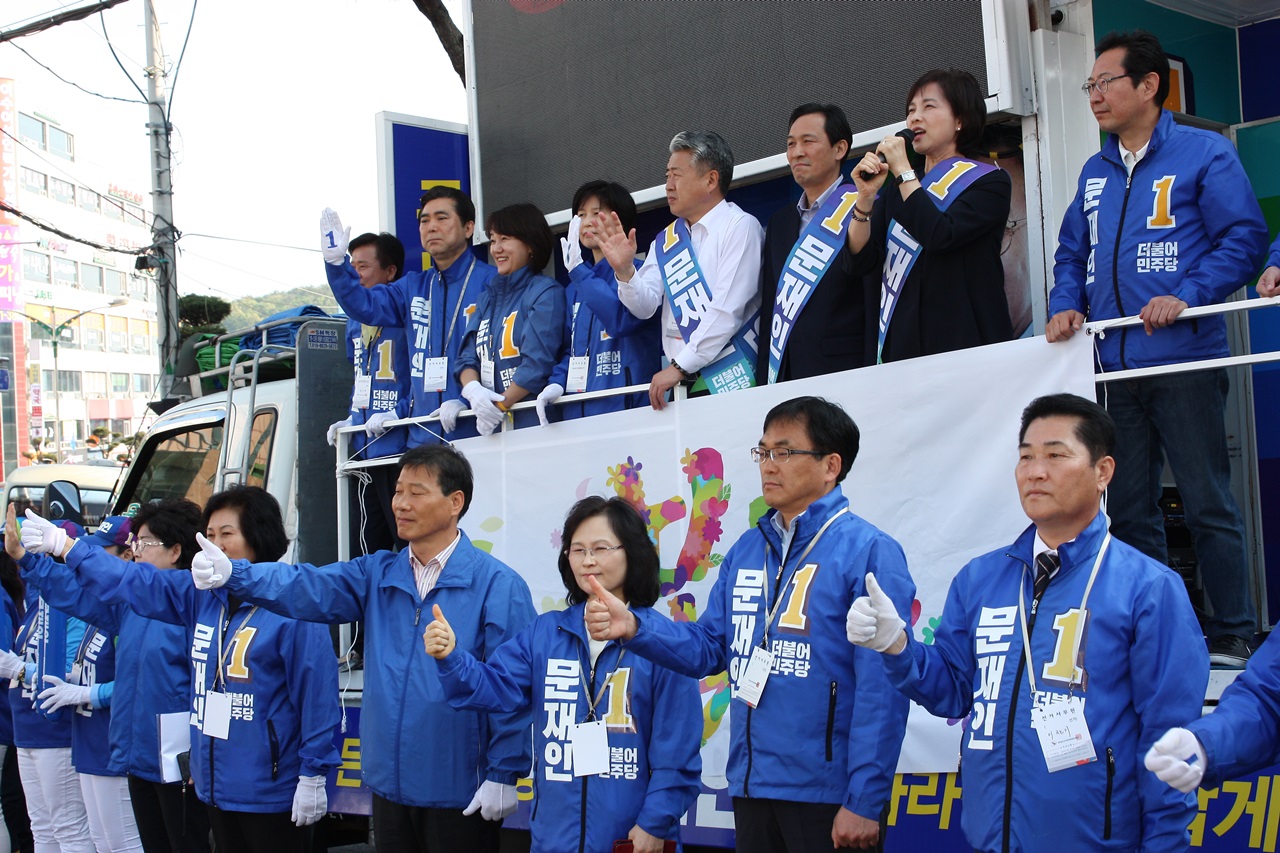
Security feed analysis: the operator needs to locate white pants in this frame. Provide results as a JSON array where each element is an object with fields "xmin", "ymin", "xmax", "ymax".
[
  {"xmin": 81, "ymin": 772, "xmax": 143, "ymax": 852},
  {"xmin": 16, "ymin": 746, "xmax": 93, "ymax": 853}
]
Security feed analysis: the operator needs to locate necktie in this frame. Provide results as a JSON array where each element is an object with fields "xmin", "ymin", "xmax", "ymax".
[{"xmin": 1033, "ymin": 550, "xmax": 1060, "ymax": 606}]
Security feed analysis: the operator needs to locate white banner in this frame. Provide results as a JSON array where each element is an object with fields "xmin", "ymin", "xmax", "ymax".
[{"xmin": 454, "ymin": 333, "xmax": 1095, "ymax": 784}]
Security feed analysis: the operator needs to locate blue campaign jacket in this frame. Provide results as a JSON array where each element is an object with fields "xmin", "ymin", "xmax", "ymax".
[
  {"xmin": 65, "ymin": 545, "xmax": 340, "ymax": 812},
  {"xmin": 69, "ymin": 623, "xmax": 121, "ymax": 776},
  {"xmin": 437, "ymin": 603, "xmax": 701, "ymax": 853},
  {"xmin": 627, "ymin": 487, "xmax": 914, "ymax": 819},
  {"xmin": 341, "ymin": 316, "xmax": 412, "ymax": 459},
  {"xmin": 455, "ymin": 266, "xmax": 567, "ymax": 430},
  {"xmin": 10, "ymin": 594, "xmax": 84, "ymax": 748},
  {"xmin": 1268, "ymin": 235, "xmax": 1280, "ymax": 272},
  {"xmin": 0, "ymin": 587, "xmax": 18, "ymax": 747},
  {"xmin": 550, "ymin": 258, "xmax": 659, "ymax": 419},
  {"xmin": 1189, "ymin": 631, "xmax": 1280, "ymax": 787},
  {"xmin": 1051, "ymin": 109, "xmax": 1268, "ymax": 371},
  {"xmin": 326, "ymin": 255, "xmax": 493, "ymax": 443},
  {"xmin": 883, "ymin": 512, "xmax": 1207, "ymax": 852},
  {"xmin": 224, "ymin": 532, "xmax": 536, "ymax": 808},
  {"xmin": 21, "ymin": 550, "xmax": 191, "ymax": 782}
]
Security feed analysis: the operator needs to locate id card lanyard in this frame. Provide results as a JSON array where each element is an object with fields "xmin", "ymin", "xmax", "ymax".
[
  {"xmin": 432, "ymin": 257, "xmax": 476, "ymax": 359},
  {"xmin": 760, "ymin": 507, "xmax": 849, "ymax": 647},
  {"xmin": 569, "ymin": 641, "xmax": 627, "ymax": 777},
  {"xmin": 1017, "ymin": 533, "xmax": 1110, "ymax": 698}
]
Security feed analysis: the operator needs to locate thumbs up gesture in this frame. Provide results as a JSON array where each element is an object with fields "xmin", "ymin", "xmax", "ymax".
[
  {"xmin": 191, "ymin": 533, "xmax": 231, "ymax": 590},
  {"xmin": 845, "ymin": 572, "xmax": 907, "ymax": 653},
  {"xmin": 584, "ymin": 574, "xmax": 637, "ymax": 642},
  {"xmin": 423, "ymin": 604, "xmax": 456, "ymax": 659}
]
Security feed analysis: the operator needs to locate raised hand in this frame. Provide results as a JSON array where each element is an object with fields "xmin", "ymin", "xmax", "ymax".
[
  {"xmin": 423, "ymin": 604, "xmax": 456, "ymax": 659},
  {"xmin": 191, "ymin": 532, "xmax": 231, "ymax": 590},
  {"xmin": 845, "ymin": 572, "xmax": 906, "ymax": 653},
  {"xmin": 584, "ymin": 574, "xmax": 637, "ymax": 641},
  {"xmin": 594, "ymin": 211, "xmax": 638, "ymax": 281},
  {"xmin": 319, "ymin": 208, "xmax": 350, "ymax": 265}
]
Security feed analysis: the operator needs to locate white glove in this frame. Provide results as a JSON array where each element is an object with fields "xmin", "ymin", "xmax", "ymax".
[
  {"xmin": 364, "ymin": 410, "xmax": 397, "ymax": 437},
  {"xmin": 429, "ymin": 399, "xmax": 467, "ymax": 433},
  {"xmin": 0, "ymin": 649, "xmax": 25, "ymax": 681},
  {"xmin": 320, "ymin": 208, "xmax": 350, "ymax": 266},
  {"xmin": 463, "ymin": 780, "xmax": 517, "ymax": 821},
  {"xmin": 38, "ymin": 675, "xmax": 91, "ymax": 712},
  {"xmin": 1145, "ymin": 728, "xmax": 1208, "ymax": 793},
  {"xmin": 21, "ymin": 509, "xmax": 67, "ymax": 556},
  {"xmin": 461, "ymin": 380, "xmax": 505, "ymax": 418},
  {"xmin": 327, "ymin": 417, "xmax": 353, "ymax": 447},
  {"xmin": 535, "ymin": 383, "xmax": 564, "ymax": 427},
  {"xmin": 291, "ymin": 774, "xmax": 328, "ymax": 826},
  {"xmin": 560, "ymin": 215, "xmax": 584, "ymax": 272},
  {"xmin": 191, "ymin": 532, "xmax": 231, "ymax": 591},
  {"xmin": 846, "ymin": 572, "xmax": 906, "ymax": 652},
  {"xmin": 475, "ymin": 406, "xmax": 504, "ymax": 437}
]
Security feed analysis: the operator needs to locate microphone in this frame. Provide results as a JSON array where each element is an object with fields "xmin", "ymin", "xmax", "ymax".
[{"xmin": 859, "ymin": 128, "xmax": 919, "ymax": 180}]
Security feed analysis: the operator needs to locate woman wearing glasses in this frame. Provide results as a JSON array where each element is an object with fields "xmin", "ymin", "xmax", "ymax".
[
  {"xmin": 8, "ymin": 498, "xmax": 210, "ymax": 852},
  {"xmin": 846, "ymin": 68, "xmax": 1014, "ymax": 363},
  {"xmin": 423, "ymin": 496, "xmax": 701, "ymax": 853}
]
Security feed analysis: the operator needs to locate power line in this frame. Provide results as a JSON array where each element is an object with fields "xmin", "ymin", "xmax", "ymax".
[
  {"xmin": 164, "ymin": 0, "xmax": 197, "ymax": 112},
  {"xmin": 98, "ymin": 9, "xmax": 146, "ymax": 101},
  {"xmin": 0, "ymin": 199, "xmax": 151, "ymax": 254},
  {"xmin": 0, "ymin": 0, "xmax": 131, "ymax": 43},
  {"xmin": 7, "ymin": 41, "xmax": 147, "ymax": 104},
  {"xmin": 183, "ymin": 233, "xmax": 319, "ymax": 254},
  {"xmin": 178, "ymin": 246, "xmax": 336, "ymax": 302}
]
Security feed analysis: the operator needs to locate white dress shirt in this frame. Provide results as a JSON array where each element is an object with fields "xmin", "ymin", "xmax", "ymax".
[{"xmin": 617, "ymin": 198, "xmax": 764, "ymax": 373}]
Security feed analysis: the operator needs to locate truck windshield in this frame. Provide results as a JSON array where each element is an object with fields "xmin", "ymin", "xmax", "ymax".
[{"xmin": 121, "ymin": 424, "xmax": 225, "ymax": 510}]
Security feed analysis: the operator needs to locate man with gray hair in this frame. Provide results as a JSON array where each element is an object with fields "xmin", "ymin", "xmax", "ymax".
[{"xmin": 596, "ymin": 130, "xmax": 764, "ymax": 409}]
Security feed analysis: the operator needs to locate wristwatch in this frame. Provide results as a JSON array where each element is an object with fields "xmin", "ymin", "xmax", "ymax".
[
  {"xmin": 896, "ymin": 169, "xmax": 918, "ymax": 185},
  {"xmin": 670, "ymin": 360, "xmax": 698, "ymax": 381}
]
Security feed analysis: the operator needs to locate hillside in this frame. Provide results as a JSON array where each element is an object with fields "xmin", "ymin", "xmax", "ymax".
[{"xmin": 223, "ymin": 284, "xmax": 343, "ymax": 332}]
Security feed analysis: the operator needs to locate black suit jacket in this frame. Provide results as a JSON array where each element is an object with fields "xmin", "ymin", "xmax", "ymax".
[{"xmin": 755, "ymin": 203, "xmax": 872, "ymax": 384}]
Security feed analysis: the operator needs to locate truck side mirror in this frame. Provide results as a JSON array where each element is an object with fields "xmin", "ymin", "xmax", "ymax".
[{"xmin": 44, "ymin": 480, "xmax": 85, "ymax": 527}]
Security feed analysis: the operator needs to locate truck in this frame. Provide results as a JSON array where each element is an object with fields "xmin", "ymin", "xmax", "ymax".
[{"xmin": 60, "ymin": 0, "xmax": 1280, "ymax": 848}]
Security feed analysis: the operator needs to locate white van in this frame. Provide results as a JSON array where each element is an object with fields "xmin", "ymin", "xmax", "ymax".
[{"xmin": 1, "ymin": 462, "xmax": 127, "ymax": 528}]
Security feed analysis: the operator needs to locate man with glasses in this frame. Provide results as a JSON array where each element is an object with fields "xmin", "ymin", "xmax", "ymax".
[
  {"xmin": 1047, "ymin": 29, "xmax": 1268, "ymax": 667},
  {"xmin": 586, "ymin": 396, "xmax": 914, "ymax": 851}
]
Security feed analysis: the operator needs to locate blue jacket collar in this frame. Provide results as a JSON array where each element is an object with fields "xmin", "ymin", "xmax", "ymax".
[
  {"xmin": 1101, "ymin": 108, "xmax": 1173, "ymax": 167},
  {"xmin": 1009, "ymin": 509, "xmax": 1109, "ymax": 575},
  {"xmin": 491, "ymin": 264, "xmax": 534, "ymax": 292},
  {"xmin": 378, "ymin": 530, "xmax": 480, "ymax": 598},
  {"xmin": 757, "ymin": 485, "xmax": 851, "ymax": 556}
]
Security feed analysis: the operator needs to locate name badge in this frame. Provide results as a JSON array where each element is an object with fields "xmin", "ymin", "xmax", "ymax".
[
  {"xmin": 202, "ymin": 691, "xmax": 232, "ymax": 740},
  {"xmin": 1031, "ymin": 696, "xmax": 1097, "ymax": 772},
  {"xmin": 424, "ymin": 357, "xmax": 449, "ymax": 393},
  {"xmin": 735, "ymin": 646, "xmax": 774, "ymax": 708},
  {"xmin": 352, "ymin": 375, "xmax": 372, "ymax": 409},
  {"xmin": 481, "ymin": 359, "xmax": 496, "ymax": 390},
  {"xmin": 566, "ymin": 356, "xmax": 590, "ymax": 393},
  {"xmin": 569, "ymin": 719, "xmax": 610, "ymax": 777}
]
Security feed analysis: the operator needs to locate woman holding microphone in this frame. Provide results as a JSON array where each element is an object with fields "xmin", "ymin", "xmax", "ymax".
[{"xmin": 846, "ymin": 68, "xmax": 1014, "ymax": 363}]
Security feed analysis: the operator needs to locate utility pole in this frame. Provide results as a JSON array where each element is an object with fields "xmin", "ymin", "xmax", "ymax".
[{"xmin": 143, "ymin": 0, "xmax": 180, "ymax": 395}]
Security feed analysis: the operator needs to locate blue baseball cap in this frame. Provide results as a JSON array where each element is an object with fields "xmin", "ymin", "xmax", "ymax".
[{"xmin": 86, "ymin": 516, "xmax": 132, "ymax": 549}]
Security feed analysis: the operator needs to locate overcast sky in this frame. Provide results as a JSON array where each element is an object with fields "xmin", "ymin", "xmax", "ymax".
[{"xmin": 2, "ymin": 0, "xmax": 469, "ymax": 302}]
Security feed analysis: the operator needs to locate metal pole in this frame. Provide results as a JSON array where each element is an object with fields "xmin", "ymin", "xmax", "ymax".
[
  {"xmin": 143, "ymin": 0, "xmax": 179, "ymax": 395},
  {"xmin": 52, "ymin": 334, "xmax": 60, "ymax": 461}
]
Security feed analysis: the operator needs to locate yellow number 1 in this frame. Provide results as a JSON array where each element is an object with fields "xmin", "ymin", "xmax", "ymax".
[
  {"xmin": 498, "ymin": 312, "xmax": 520, "ymax": 360},
  {"xmin": 777, "ymin": 563, "xmax": 819, "ymax": 632},
  {"xmin": 374, "ymin": 339, "xmax": 396, "ymax": 381},
  {"xmin": 1041, "ymin": 608, "xmax": 1088, "ymax": 688},
  {"xmin": 1147, "ymin": 176, "xmax": 1177, "ymax": 229},
  {"xmin": 820, "ymin": 192, "xmax": 860, "ymax": 235},
  {"xmin": 225, "ymin": 627, "xmax": 258, "ymax": 681}
]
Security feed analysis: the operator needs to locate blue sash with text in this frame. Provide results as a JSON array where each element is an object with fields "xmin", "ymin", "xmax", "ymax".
[
  {"xmin": 768, "ymin": 185, "xmax": 860, "ymax": 384},
  {"xmin": 878, "ymin": 157, "xmax": 998, "ymax": 362},
  {"xmin": 657, "ymin": 219, "xmax": 758, "ymax": 394}
]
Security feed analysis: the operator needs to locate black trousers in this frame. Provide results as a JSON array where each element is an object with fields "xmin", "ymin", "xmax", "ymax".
[
  {"xmin": 207, "ymin": 805, "xmax": 313, "ymax": 853},
  {"xmin": 371, "ymin": 793, "xmax": 500, "ymax": 853},
  {"xmin": 2, "ymin": 746, "xmax": 32, "ymax": 853},
  {"xmin": 732, "ymin": 797, "xmax": 888, "ymax": 853},
  {"xmin": 127, "ymin": 775, "xmax": 210, "ymax": 853}
]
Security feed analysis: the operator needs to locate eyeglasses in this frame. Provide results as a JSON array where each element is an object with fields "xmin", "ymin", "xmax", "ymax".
[
  {"xmin": 566, "ymin": 545, "xmax": 623, "ymax": 561},
  {"xmin": 1081, "ymin": 73, "xmax": 1140, "ymax": 97},
  {"xmin": 130, "ymin": 537, "xmax": 164, "ymax": 551},
  {"xmin": 749, "ymin": 447, "xmax": 827, "ymax": 464}
]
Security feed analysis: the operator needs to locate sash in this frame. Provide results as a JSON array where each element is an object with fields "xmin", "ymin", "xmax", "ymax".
[
  {"xmin": 877, "ymin": 157, "xmax": 999, "ymax": 362},
  {"xmin": 656, "ymin": 219, "xmax": 758, "ymax": 394},
  {"xmin": 768, "ymin": 184, "xmax": 860, "ymax": 384}
]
